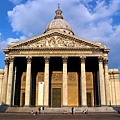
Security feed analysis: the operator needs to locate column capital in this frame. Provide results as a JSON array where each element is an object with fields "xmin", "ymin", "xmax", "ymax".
[
  {"xmin": 4, "ymin": 57, "xmax": 9, "ymax": 65},
  {"xmin": 62, "ymin": 56, "xmax": 68, "ymax": 63},
  {"xmin": 9, "ymin": 56, "xmax": 14, "ymax": 62},
  {"xmin": 44, "ymin": 56, "xmax": 50, "ymax": 63},
  {"xmin": 103, "ymin": 58, "xmax": 108, "ymax": 64},
  {"xmin": 26, "ymin": 56, "xmax": 32, "ymax": 63},
  {"xmin": 80, "ymin": 56, "xmax": 86, "ymax": 63},
  {"xmin": 98, "ymin": 56, "xmax": 103, "ymax": 62}
]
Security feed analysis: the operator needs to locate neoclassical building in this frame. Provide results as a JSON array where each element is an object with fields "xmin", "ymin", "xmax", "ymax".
[{"xmin": 0, "ymin": 7, "xmax": 120, "ymax": 108}]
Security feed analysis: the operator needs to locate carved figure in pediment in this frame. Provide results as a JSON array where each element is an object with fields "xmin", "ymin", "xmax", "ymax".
[
  {"xmin": 30, "ymin": 40, "xmax": 46, "ymax": 47},
  {"xmin": 57, "ymin": 37, "xmax": 64, "ymax": 47},
  {"xmin": 57, "ymin": 37, "xmax": 75, "ymax": 47},
  {"xmin": 19, "ymin": 36, "xmax": 93, "ymax": 48},
  {"xmin": 48, "ymin": 37, "xmax": 56, "ymax": 47}
]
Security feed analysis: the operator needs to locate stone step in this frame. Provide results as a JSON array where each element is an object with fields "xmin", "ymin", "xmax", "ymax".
[{"xmin": 0, "ymin": 106, "xmax": 119, "ymax": 113}]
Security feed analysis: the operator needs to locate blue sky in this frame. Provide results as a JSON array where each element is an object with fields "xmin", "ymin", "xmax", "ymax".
[{"xmin": 0, "ymin": 0, "xmax": 120, "ymax": 71}]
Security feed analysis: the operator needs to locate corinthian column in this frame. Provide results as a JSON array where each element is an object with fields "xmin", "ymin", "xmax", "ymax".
[
  {"xmin": 44, "ymin": 56, "xmax": 50, "ymax": 107},
  {"xmin": 98, "ymin": 56, "xmax": 106, "ymax": 106},
  {"xmin": 80, "ymin": 56, "xmax": 87, "ymax": 106},
  {"xmin": 62, "ymin": 56, "xmax": 68, "ymax": 106},
  {"xmin": 104, "ymin": 58, "xmax": 110, "ymax": 106},
  {"xmin": 25, "ymin": 56, "xmax": 32, "ymax": 106},
  {"xmin": 1, "ymin": 57, "xmax": 9, "ymax": 105},
  {"xmin": 6, "ymin": 57, "xmax": 14, "ymax": 106}
]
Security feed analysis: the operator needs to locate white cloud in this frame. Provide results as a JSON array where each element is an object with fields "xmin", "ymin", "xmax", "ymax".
[
  {"xmin": 92, "ymin": 0, "xmax": 120, "ymax": 21},
  {"xmin": 8, "ymin": 0, "xmax": 57, "ymax": 37},
  {"xmin": 6, "ymin": 0, "xmax": 120, "ymax": 69},
  {"xmin": 106, "ymin": 25, "xmax": 120, "ymax": 68},
  {"xmin": 0, "ymin": 34, "xmax": 27, "ymax": 52}
]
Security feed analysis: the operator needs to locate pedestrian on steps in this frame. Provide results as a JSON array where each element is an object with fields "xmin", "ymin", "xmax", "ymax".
[
  {"xmin": 38, "ymin": 107, "xmax": 41, "ymax": 114},
  {"xmin": 71, "ymin": 107, "xmax": 74, "ymax": 115}
]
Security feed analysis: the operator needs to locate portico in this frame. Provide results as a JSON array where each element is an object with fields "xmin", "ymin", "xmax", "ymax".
[
  {"xmin": 2, "ymin": 55, "xmax": 108, "ymax": 107},
  {"xmin": 0, "ymin": 6, "xmax": 120, "ymax": 108}
]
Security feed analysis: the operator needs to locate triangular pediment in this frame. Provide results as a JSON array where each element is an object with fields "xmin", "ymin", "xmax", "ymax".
[{"xmin": 7, "ymin": 31, "xmax": 106, "ymax": 50}]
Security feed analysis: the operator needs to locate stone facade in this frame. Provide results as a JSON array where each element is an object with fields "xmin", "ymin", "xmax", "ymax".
[{"xmin": 0, "ymin": 7, "xmax": 120, "ymax": 107}]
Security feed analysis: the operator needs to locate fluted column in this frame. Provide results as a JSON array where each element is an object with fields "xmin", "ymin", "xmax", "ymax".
[
  {"xmin": 44, "ymin": 56, "xmax": 50, "ymax": 107},
  {"xmin": 80, "ymin": 56, "xmax": 87, "ymax": 106},
  {"xmin": 62, "ymin": 56, "xmax": 68, "ymax": 106},
  {"xmin": 1, "ymin": 57, "xmax": 9, "ymax": 105},
  {"xmin": 25, "ymin": 56, "xmax": 32, "ymax": 106},
  {"xmin": 6, "ymin": 57, "xmax": 14, "ymax": 106},
  {"xmin": 98, "ymin": 56, "xmax": 106, "ymax": 106},
  {"xmin": 104, "ymin": 58, "xmax": 110, "ymax": 106}
]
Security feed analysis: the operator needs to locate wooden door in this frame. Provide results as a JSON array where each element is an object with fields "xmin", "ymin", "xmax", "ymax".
[
  {"xmin": 87, "ymin": 93, "xmax": 92, "ymax": 107},
  {"xmin": 52, "ymin": 88, "xmax": 61, "ymax": 107},
  {"xmin": 22, "ymin": 93, "xmax": 25, "ymax": 107}
]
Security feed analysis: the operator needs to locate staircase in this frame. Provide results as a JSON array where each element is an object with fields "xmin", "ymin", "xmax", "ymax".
[{"xmin": 0, "ymin": 106, "xmax": 119, "ymax": 113}]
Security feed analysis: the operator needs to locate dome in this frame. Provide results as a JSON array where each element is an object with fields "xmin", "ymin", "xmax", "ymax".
[
  {"xmin": 45, "ymin": 19, "xmax": 72, "ymax": 32},
  {"xmin": 45, "ymin": 6, "xmax": 74, "ymax": 35}
]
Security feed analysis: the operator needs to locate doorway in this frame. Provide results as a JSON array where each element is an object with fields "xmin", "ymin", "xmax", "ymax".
[
  {"xmin": 52, "ymin": 88, "xmax": 61, "ymax": 107},
  {"xmin": 22, "ymin": 93, "xmax": 25, "ymax": 107},
  {"xmin": 87, "ymin": 93, "xmax": 92, "ymax": 107}
]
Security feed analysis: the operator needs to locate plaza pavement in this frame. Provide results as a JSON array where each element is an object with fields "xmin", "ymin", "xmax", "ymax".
[{"xmin": 0, "ymin": 113, "xmax": 120, "ymax": 120}]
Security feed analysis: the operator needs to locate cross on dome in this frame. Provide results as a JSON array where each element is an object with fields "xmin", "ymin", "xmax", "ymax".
[
  {"xmin": 54, "ymin": 4, "xmax": 63, "ymax": 19},
  {"xmin": 58, "ymin": 3, "xmax": 60, "ymax": 9}
]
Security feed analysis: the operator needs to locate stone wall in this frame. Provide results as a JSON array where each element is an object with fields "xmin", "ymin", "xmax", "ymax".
[{"xmin": 109, "ymin": 69, "xmax": 120, "ymax": 106}]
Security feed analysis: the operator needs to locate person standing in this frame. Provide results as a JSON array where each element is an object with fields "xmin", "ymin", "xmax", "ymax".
[
  {"xmin": 38, "ymin": 107, "xmax": 41, "ymax": 114},
  {"xmin": 71, "ymin": 107, "xmax": 74, "ymax": 115}
]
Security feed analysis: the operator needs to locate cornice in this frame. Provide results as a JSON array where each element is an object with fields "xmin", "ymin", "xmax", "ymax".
[
  {"xmin": 6, "ymin": 47, "xmax": 104, "ymax": 52},
  {"xmin": 104, "ymin": 49, "xmax": 110, "ymax": 53},
  {"xmin": 3, "ymin": 49, "xmax": 9, "ymax": 54}
]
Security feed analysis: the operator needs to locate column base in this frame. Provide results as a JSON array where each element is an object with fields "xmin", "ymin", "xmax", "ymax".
[
  {"xmin": 24, "ymin": 105, "xmax": 31, "ymax": 107},
  {"xmin": 61, "ymin": 105, "xmax": 69, "ymax": 108},
  {"xmin": 100, "ymin": 105, "xmax": 107, "ymax": 107},
  {"xmin": 81, "ymin": 105, "xmax": 88, "ymax": 107}
]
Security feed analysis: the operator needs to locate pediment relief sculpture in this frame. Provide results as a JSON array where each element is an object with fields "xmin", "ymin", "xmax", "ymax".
[{"xmin": 18, "ymin": 36, "xmax": 99, "ymax": 49}]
